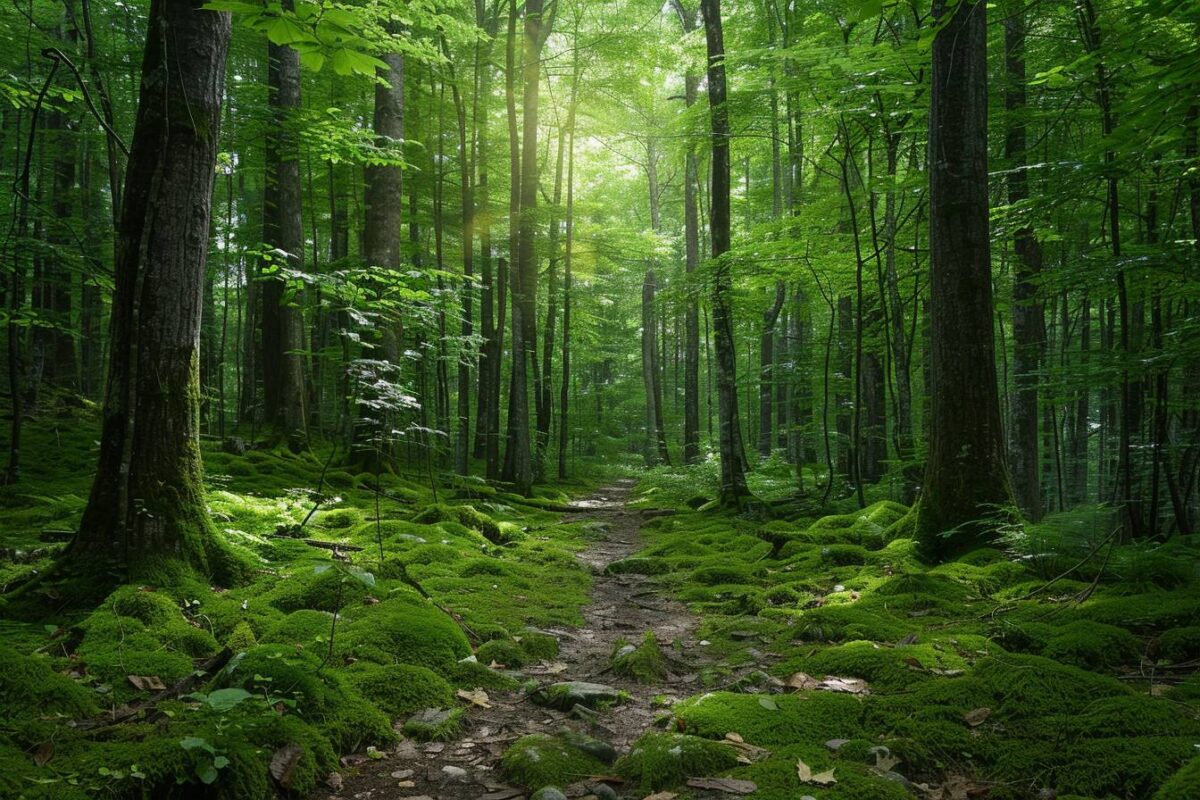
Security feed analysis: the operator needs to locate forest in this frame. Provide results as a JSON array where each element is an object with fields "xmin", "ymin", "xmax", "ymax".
[{"xmin": 1, "ymin": 0, "xmax": 1199, "ymax": 797}]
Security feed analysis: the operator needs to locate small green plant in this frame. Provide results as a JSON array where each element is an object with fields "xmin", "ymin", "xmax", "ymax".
[{"xmin": 179, "ymin": 737, "xmax": 229, "ymax": 785}]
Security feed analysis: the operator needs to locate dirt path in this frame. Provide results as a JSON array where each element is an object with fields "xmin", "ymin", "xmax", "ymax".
[{"xmin": 330, "ymin": 480, "xmax": 708, "ymax": 800}]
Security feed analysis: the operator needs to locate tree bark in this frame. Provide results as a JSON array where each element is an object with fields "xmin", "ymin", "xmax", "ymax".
[
  {"xmin": 1005, "ymin": 7, "xmax": 1044, "ymax": 521},
  {"xmin": 915, "ymin": 0, "xmax": 1014, "ymax": 559},
  {"xmin": 701, "ymin": 0, "xmax": 749, "ymax": 506},
  {"xmin": 72, "ymin": 0, "xmax": 237, "ymax": 583},
  {"xmin": 262, "ymin": 1, "xmax": 307, "ymax": 450}
]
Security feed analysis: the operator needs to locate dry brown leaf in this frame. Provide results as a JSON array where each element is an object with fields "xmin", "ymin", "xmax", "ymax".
[
  {"xmin": 33, "ymin": 741, "xmax": 54, "ymax": 767},
  {"xmin": 725, "ymin": 732, "xmax": 744, "ymax": 743},
  {"xmin": 818, "ymin": 676, "xmax": 871, "ymax": 695},
  {"xmin": 269, "ymin": 744, "xmax": 303, "ymax": 789},
  {"xmin": 784, "ymin": 671, "xmax": 820, "ymax": 691},
  {"xmin": 127, "ymin": 675, "xmax": 166, "ymax": 692},
  {"xmin": 963, "ymin": 707, "xmax": 992, "ymax": 727},
  {"xmin": 488, "ymin": 660, "xmax": 506, "ymax": 670},
  {"xmin": 796, "ymin": 759, "xmax": 837, "ymax": 785},
  {"xmin": 457, "ymin": 688, "xmax": 492, "ymax": 708}
]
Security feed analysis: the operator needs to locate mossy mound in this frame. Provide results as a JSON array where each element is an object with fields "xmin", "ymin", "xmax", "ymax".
[
  {"xmin": 476, "ymin": 638, "xmax": 529, "ymax": 668},
  {"xmin": 716, "ymin": 743, "xmax": 912, "ymax": 800},
  {"xmin": 0, "ymin": 645, "xmax": 98, "ymax": 728},
  {"xmin": 517, "ymin": 629, "xmax": 560, "ymax": 661},
  {"xmin": 672, "ymin": 691, "xmax": 863, "ymax": 746},
  {"xmin": 617, "ymin": 731, "xmax": 741, "ymax": 791},
  {"xmin": 610, "ymin": 632, "xmax": 668, "ymax": 683},
  {"xmin": 260, "ymin": 608, "xmax": 335, "ymax": 650},
  {"xmin": 1040, "ymin": 619, "xmax": 1141, "ymax": 671},
  {"xmin": 402, "ymin": 706, "xmax": 465, "ymax": 741},
  {"xmin": 1156, "ymin": 754, "xmax": 1200, "ymax": 800},
  {"xmin": 413, "ymin": 503, "xmax": 514, "ymax": 544},
  {"xmin": 792, "ymin": 603, "xmax": 913, "ymax": 643},
  {"xmin": 214, "ymin": 644, "xmax": 392, "ymax": 752},
  {"xmin": 780, "ymin": 639, "xmax": 969, "ymax": 691},
  {"xmin": 337, "ymin": 596, "xmax": 471, "ymax": 670},
  {"xmin": 346, "ymin": 662, "xmax": 455, "ymax": 718},
  {"xmin": 500, "ymin": 733, "xmax": 609, "ymax": 791},
  {"xmin": 1157, "ymin": 625, "xmax": 1200, "ymax": 663}
]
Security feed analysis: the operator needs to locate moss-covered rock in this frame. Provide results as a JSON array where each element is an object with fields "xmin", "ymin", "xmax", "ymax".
[
  {"xmin": 673, "ymin": 691, "xmax": 863, "ymax": 746},
  {"xmin": 402, "ymin": 706, "xmax": 464, "ymax": 741},
  {"xmin": 610, "ymin": 632, "xmax": 668, "ymax": 683},
  {"xmin": 1156, "ymin": 754, "xmax": 1200, "ymax": 800},
  {"xmin": 477, "ymin": 638, "xmax": 528, "ymax": 668},
  {"xmin": 0, "ymin": 645, "xmax": 97, "ymax": 723},
  {"xmin": 1157, "ymin": 626, "xmax": 1200, "ymax": 663},
  {"xmin": 413, "ymin": 503, "xmax": 515, "ymax": 544},
  {"xmin": 617, "ymin": 731, "xmax": 740, "ymax": 791},
  {"xmin": 501, "ymin": 733, "xmax": 609, "ymax": 791}
]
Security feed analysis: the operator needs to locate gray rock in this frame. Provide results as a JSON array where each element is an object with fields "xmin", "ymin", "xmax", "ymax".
[
  {"xmin": 561, "ymin": 731, "xmax": 617, "ymax": 765},
  {"xmin": 440, "ymin": 765, "xmax": 469, "ymax": 782},
  {"xmin": 591, "ymin": 783, "xmax": 619, "ymax": 800},
  {"xmin": 531, "ymin": 789, "xmax": 569, "ymax": 800},
  {"xmin": 532, "ymin": 681, "xmax": 624, "ymax": 711}
]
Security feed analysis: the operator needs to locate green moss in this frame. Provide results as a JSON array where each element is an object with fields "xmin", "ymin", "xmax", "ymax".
[
  {"xmin": 783, "ymin": 639, "xmax": 969, "ymax": 691},
  {"xmin": 1040, "ymin": 620, "xmax": 1141, "ymax": 671},
  {"xmin": 1156, "ymin": 755, "xmax": 1200, "ymax": 800},
  {"xmin": 611, "ymin": 632, "xmax": 668, "ymax": 683},
  {"xmin": 477, "ymin": 638, "xmax": 528, "ymax": 667},
  {"xmin": 314, "ymin": 507, "xmax": 364, "ymax": 530},
  {"xmin": 972, "ymin": 652, "xmax": 1130, "ymax": 718},
  {"xmin": 673, "ymin": 691, "xmax": 863, "ymax": 746},
  {"xmin": 215, "ymin": 644, "xmax": 392, "ymax": 753},
  {"xmin": 76, "ymin": 612, "xmax": 197, "ymax": 701},
  {"xmin": 0, "ymin": 645, "xmax": 97, "ymax": 722},
  {"xmin": 225, "ymin": 620, "xmax": 258, "ymax": 651},
  {"xmin": 617, "ymin": 732, "xmax": 740, "ymax": 791},
  {"xmin": 717, "ymin": 744, "xmax": 912, "ymax": 800},
  {"xmin": 1073, "ymin": 590, "xmax": 1200, "ymax": 634},
  {"xmin": 500, "ymin": 733, "xmax": 609, "ymax": 790},
  {"xmin": 1158, "ymin": 626, "xmax": 1200, "ymax": 663},
  {"xmin": 402, "ymin": 706, "xmax": 464, "ymax": 741},
  {"xmin": 261, "ymin": 566, "xmax": 369, "ymax": 613},
  {"xmin": 338, "ymin": 597, "xmax": 470, "ymax": 670},
  {"xmin": 446, "ymin": 657, "xmax": 520, "ymax": 691},
  {"xmin": 346, "ymin": 662, "xmax": 454, "ymax": 717},
  {"xmin": 793, "ymin": 604, "xmax": 912, "ymax": 643},
  {"xmin": 413, "ymin": 503, "xmax": 514, "ymax": 544},
  {"xmin": 106, "ymin": 585, "xmax": 182, "ymax": 626},
  {"xmin": 518, "ymin": 629, "xmax": 560, "ymax": 661},
  {"xmin": 261, "ymin": 609, "xmax": 335, "ymax": 651}
]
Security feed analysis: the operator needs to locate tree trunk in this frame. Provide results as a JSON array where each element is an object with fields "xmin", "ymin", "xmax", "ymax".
[
  {"xmin": 915, "ymin": 0, "xmax": 1014, "ymax": 559},
  {"xmin": 701, "ymin": 0, "xmax": 749, "ymax": 506},
  {"xmin": 501, "ymin": 0, "xmax": 552, "ymax": 495},
  {"xmin": 262, "ymin": 2, "xmax": 307, "ymax": 450},
  {"xmin": 1005, "ymin": 6, "xmax": 1044, "ymax": 521},
  {"xmin": 758, "ymin": 282, "xmax": 785, "ymax": 457},
  {"xmin": 71, "ymin": 0, "xmax": 237, "ymax": 584}
]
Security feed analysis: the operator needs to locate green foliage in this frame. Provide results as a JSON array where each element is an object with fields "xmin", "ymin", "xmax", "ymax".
[{"xmin": 617, "ymin": 732, "xmax": 741, "ymax": 791}]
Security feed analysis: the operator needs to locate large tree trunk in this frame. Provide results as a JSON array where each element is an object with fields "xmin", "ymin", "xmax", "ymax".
[
  {"xmin": 501, "ymin": 0, "xmax": 552, "ymax": 495},
  {"xmin": 915, "ymin": 0, "xmax": 1014, "ymax": 559},
  {"xmin": 701, "ymin": 0, "xmax": 749, "ymax": 506},
  {"xmin": 261, "ymin": 2, "xmax": 307, "ymax": 450},
  {"xmin": 71, "ymin": 0, "xmax": 237, "ymax": 583},
  {"xmin": 1005, "ymin": 7, "xmax": 1044, "ymax": 521}
]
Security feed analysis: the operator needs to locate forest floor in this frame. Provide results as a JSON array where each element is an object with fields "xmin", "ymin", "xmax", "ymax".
[
  {"xmin": 3, "ymin": 408, "xmax": 1200, "ymax": 800},
  {"xmin": 334, "ymin": 479, "xmax": 719, "ymax": 800}
]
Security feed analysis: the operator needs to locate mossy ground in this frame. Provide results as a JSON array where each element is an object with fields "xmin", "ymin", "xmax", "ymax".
[
  {"xmin": 616, "ymin": 468, "xmax": 1200, "ymax": 799},
  {"xmin": 0, "ymin": 415, "xmax": 604, "ymax": 799}
]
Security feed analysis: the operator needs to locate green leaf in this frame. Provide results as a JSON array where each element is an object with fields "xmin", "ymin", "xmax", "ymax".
[
  {"xmin": 758, "ymin": 697, "xmax": 779, "ymax": 711},
  {"xmin": 205, "ymin": 688, "xmax": 252, "ymax": 711}
]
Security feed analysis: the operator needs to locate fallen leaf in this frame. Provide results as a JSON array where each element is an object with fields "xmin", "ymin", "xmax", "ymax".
[
  {"xmin": 488, "ymin": 660, "xmax": 507, "ymax": 669},
  {"xmin": 127, "ymin": 675, "xmax": 166, "ymax": 692},
  {"xmin": 963, "ymin": 707, "xmax": 992, "ymax": 727},
  {"xmin": 785, "ymin": 671, "xmax": 819, "ymax": 691},
  {"xmin": 873, "ymin": 751, "xmax": 901, "ymax": 772},
  {"xmin": 796, "ymin": 759, "xmax": 837, "ymax": 786},
  {"xmin": 758, "ymin": 697, "xmax": 779, "ymax": 711},
  {"xmin": 457, "ymin": 688, "xmax": 492, "ymax": 708},
  {"xmin": 818, "ymin": 676, "xmax": 870, "ymax": 695},
  {"xmin": 33, "ymin": 741, "xmax": 54, "ymax": 767},
  {"xmin": 685, "ymin": 777, "xmax": 757, "ymax": 794},
  {"xmin": 269, "ymin": 744, "xmax": 303, "ymax": 789},
  {"xmin": 324, "ymin": 772, "xmax": 343, "ymax": 790},
  {"xmin": 725, "ymin": 732, "xmax": 744, "ymax": 743},
  {"xmin": 643, "ymin": 793, "xmax": 677, "ymax": 800}
]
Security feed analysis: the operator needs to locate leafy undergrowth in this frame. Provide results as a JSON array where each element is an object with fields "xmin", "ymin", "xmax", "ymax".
[
  {"xmin": 610, "ymin": 473, "xmax": 1200, "ymax": 800},
  {"xmin": 0, "ymin": 413, "xmax": 607, "ymax": 798}
]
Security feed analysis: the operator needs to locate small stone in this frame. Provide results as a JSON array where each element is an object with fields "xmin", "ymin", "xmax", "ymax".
[
  {"xmin": 390, "ymin": 769, "xmax": 414, "ymax": 780},
  {"xmin": 532, "ymin": 681, "xmax": 624, "ymax": 711},
  {"xmin": 591, "ymin": 783, "xmax": 619, "ymax": 800},
  {"xmin": 833, "ymin": 584, "xmax": 846, "ymax": 592},
  {"xmin": 729, "ymin": 630, "xmax": 758, "ymax": 641},
  {"xmin": 440, "ymin": 765, "xmax": 469, "ymax": 781},
  {"xmin": 699, "ymin": 640, "xmax": 711, "ymax": 646},
  {"xmin": 825, "ymin": 739, "xmax": 850, "ymax": 751},
  {"xmin": 530, "ymin": 788, "xmax": 569, "ymax": 800}
]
